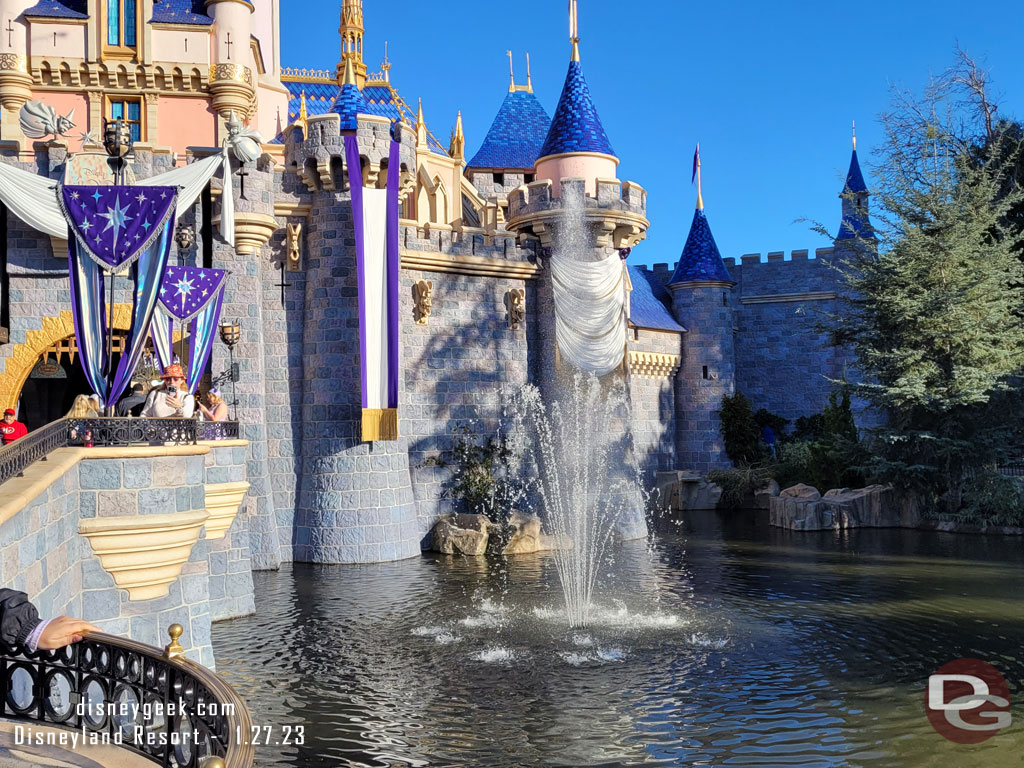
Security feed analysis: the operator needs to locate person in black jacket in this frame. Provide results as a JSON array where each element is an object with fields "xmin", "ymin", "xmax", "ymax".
[{"xmin": 0, "ymin": 589, "xmax": 99, "ymax": 651}]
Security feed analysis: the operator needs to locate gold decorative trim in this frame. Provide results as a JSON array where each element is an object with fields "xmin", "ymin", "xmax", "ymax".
[
  {"xmin": 0, "ymin": 54, "xmax": 27, "ymax": 73},
  {"xmin": 362, "ymin": 409, "xmax": 398, "ymax": 442},
  {"xmin": 204, "ymin": 481, "xmax": 250, "ymax": 540},
  {"xmin": 210, "ymin": 63, "xmax": 252, "ymax": 86},
  {"xmin": 740, "ymin": 291, "xmax": 836, "ymax": 305},
  {"xmin": 79, "ymin": 509, "xmax": 211, "ymax": 601},
  {"xmin": 401, "ymin": 249, "xmax": 539, "ymax": 280},
  {"xmin": 629, "ymin": 351, "xmax": 681, "ymax": 379},
  {"xmin": 0, "ymin": 307, "xmax": 132, "ymax": 410},
  {"xmin": 281, "ymin": 67, "xmax": 335, "ymax": 83}
]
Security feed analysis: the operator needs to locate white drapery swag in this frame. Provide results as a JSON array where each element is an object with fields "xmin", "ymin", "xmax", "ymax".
[
  {"xmin": 550, "ymin": 250, "xmax": 628, "ymax": 377},
  {"xmin": 0, "ymin": 152, "xmax": 234, "ymax": 246}
]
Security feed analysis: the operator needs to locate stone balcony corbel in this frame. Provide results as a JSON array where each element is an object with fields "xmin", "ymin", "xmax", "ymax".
[
  {"xmin": 79, "ymin": 509, "xmax": 211, "ymax": 601},
  {"xmin": 204, "ymin": 481, "xmax": 251, "ymax": 540},
  {"xmin": 213, "ymin": 210, "xmax": 280, "ymax": 256}
]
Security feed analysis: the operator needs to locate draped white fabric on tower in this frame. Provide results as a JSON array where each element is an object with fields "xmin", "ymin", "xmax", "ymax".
[
  {"xmin": 0, "ymin": 152, "xmax": 233, "ymax": 244},
  {"xmin": 549, "ymin": 250, "xmax": 628, "ymax": 377}
]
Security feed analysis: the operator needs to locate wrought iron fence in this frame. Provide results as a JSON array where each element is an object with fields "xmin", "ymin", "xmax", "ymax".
[
  {"xmin": 0, "ymin": 418, "xmax": 243, "ymax": 487},
  {"xmin": 999, "ymin": 459, "xmax": 1024, "ymax": 478},
  {"xmin": 0, "ymin": 418, "xmax": 70, "ymax": 484},
  {"xmin": 0, "ymin": 629, "xmax": 254, "ymax": 767}
]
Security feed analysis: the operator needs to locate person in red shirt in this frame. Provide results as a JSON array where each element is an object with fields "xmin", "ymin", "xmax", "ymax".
[{"xmin": 0, "ymin": 409, "xmax": 27, "ymax": 445}]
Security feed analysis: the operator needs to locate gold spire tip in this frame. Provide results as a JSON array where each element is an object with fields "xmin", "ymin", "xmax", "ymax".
[
  {"xmin": 507, "ymin": 50, "xmax": 515, "ymax": 92},
  {"xmin": 852, "ymin": 120, "xmax": 857, "ymax": 151},
  {"xmin": 569, "ymin": 0, "xmax": 581, "ymax": 62},
  {"xmin": 526, "ymin": 52, "xmax": 533, "ymax": 92},
  {"xmin": 343, "ymin": 57, "xmax": 357, "ymax": 86}
]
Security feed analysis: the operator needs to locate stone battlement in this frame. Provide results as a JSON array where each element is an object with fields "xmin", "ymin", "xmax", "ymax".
[{"xmin": 507, "ymin": 177, "xmax": 647, "ymax": 221}]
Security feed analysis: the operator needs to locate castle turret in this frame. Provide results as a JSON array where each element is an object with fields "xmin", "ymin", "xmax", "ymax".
[
  {"xmin": 668, "ymin": 149, "xmax": 736, "ymax": 472},
  {"xmin": 836, "ymin": 123, "xmax": 875, "ymax": 243},
  {"xmin": 533, "ymin": 0, "xmax": 618, "ymax": 197},
  {"xmin": 205, "ymin": 0, "xmax": 256, "ymax": 122},
  {"xmin": 337, "ymin": 0, "xmax": 367, "ymax": 89},
  {"xmin": 330, "ymin": 57, "xmax": 368, "ymax": 131},
  {"xmin": 0, "ymin": 0, "xmax": 33, "ymax": 142},
  {"xmin": 466, "ymin": 52, "xmax": 551, "ymax": 202}
]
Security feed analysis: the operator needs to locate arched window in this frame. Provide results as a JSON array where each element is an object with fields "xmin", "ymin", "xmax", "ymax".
[{"xmin": 106, "ymin": 0, "xmax": 138, "ymax": 51}]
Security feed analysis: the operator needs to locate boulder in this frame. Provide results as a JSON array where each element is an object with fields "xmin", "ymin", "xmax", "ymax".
[
  {"xmin": 502, "ymin": 512, "xmax": 572, "ymax": 555},
  {"xmin": 780, "ymin": 483, "xmax": 821, "ymax": 501},
  {"xmin": 655, "ymin": 471, "xmax": 722, "ymax": 511},
  {"xmin": 754, "ymin": 479, "xmax": 781, "ymax": 510},
  {"xmin": 431, "ymin": 514, "xmax": 494, "ymax": 556},
  {"xmin": 769, "ymin": 496, "xmax": 833, "ymax": 530}
]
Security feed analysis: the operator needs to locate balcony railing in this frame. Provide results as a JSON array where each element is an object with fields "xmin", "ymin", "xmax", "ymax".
[
  {"xmin": 0, "ymin": 418, "xmax": 242, "ymax": 487},
  {"xmin": 1, "ymin": 626, "xmax": 254, "ymax": 767}
]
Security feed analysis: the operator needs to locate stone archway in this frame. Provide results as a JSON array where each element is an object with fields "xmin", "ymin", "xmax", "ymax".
[{"xmin": 0, "ymin": 306, "xmax": 133, "ymax": 410}]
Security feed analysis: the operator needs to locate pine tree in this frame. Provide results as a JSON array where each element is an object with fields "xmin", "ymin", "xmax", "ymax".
[{"xmin": 834, "ymin": 55, "xmax": 1024, "ymax": 511}]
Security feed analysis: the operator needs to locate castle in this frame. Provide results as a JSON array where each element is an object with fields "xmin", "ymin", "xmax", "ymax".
[{"xmin": 0, "ymin": 0, "xmax": 873, "ymax": 569}]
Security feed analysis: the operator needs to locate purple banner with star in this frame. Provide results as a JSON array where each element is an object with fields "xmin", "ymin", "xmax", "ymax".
[
  {"xmin": 60, "ymin": 185, "xmax": 177, "ymax": 270},
  {"xmin": 158, "ymin": 265, "xmax": 228, "ymax": 322},
  {"xmin": 152, "ymin": 265, "xmax": 228, "ymax": 393}
]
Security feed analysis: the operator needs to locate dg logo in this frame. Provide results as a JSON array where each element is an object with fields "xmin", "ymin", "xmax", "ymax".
[{"xmin": 927, "ymin": 659, "xmax": 1011, "ymax": 744}]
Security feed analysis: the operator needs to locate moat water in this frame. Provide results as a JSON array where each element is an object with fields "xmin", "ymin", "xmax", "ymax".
[{"xmin": 212, "ymin": 511, "xmax": 1024, "ymax": 767}]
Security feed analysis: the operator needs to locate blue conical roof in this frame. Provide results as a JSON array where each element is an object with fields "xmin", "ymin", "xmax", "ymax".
[
  {"xmin": 669, "ymin": 209, "xmax": 733, "ymax": 284},
  {"xmin": 844, "ymin": 148, "xmax": 868, "ymax": 193},
  {"xmin": 837, "ymin": 147, "xmax": 875, "ymax": 240},
  {"xmin": 538, "ymin": 61, "xmax": 615, "ymax": 160},
  {"xmin": 330, "ymin": 81, "xmax": 367, "ymax": 132},
  {"xmin": 468, "ymin": 90, "xmax": 552, "ymax": 170}
]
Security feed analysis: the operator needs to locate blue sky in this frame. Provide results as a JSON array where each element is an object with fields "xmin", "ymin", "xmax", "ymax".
[{"xmin": 281, "ymin": 0, "xmax": 1022, "ymax": 267}]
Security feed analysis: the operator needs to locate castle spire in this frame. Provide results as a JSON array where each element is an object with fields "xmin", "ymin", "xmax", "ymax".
[
  {"xmin": 338, "ymin": 0, "xmax": 367, "ymax": 88},
  {"xmin": 695, "ymin": 143, "xmax": 704, "ymax": 211},
  {"xmin": 416, "ymin": 99, "xmax": 427, "ymax": 145},
  {"xmin": 837, "ymin": 127, "xmax": 875, "ymax": 241},
  {"xmin": 450, "ymin": 110, "xmax": 466, "ymax": 161},
  {"xmin": 569, "ymin": 0, "xmax": 581, "ymax": 62}
]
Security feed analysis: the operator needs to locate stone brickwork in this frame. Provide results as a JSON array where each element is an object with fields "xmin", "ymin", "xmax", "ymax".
[
  {"xmin": 627, "ymin": 329, "xmax": 681, "ymax": 480},
  {"xmin": 1, "ymin": 445, "xmax": 254, "ymax": 670},
  {"xmin": 400, "ymin": 268, "xmax": 533, "ymax": 531}
]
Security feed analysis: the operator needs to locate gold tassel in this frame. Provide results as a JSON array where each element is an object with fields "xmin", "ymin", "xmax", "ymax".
[{"xmin": 362, "ymin": 408, "xmax": 399, "ymax": 442}]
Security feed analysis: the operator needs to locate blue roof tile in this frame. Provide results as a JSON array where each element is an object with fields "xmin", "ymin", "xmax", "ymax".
[
  {"xmin": 844, "ymin": 148, "xmax": 868, "ymax": 193},
  {"xmin": 151, "ymin": 0, "xmax": 213, "ymax": 24},
  {"xmin": 24, "ymin": 0, "xmax": 87, "ymax": 18},
  {"xmin": 836, "ymin": 148, "xmax": 875, "ymax": 240},
  {"xmin": 670, "ymin": 209, "xmax": 734, "ymax": 284},
  {"xmin": 628, "ymin": 266, "xmax": 685, "ymax": 332},
  {"xmin": 539, "ymin": 61, "xmax": 615, "ymax": 160},
  {"xmin": 330, "ymin": 82, "xmax": 367, "ymax": 131},
  {"xmin": 468, "ymin": 89, "xmax": 551, "ymax": 170}
]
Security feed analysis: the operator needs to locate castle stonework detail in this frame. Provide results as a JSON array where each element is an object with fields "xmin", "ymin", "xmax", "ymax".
[{"xmin": 0, "ymin": 0, "xmax": 870, "ymax": 568}]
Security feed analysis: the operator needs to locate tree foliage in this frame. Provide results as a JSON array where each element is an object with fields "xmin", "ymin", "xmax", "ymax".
[
  {"xmin": 833, "ymin": 49, "xmax": 1024, "ymax": 512},
  {"xmin": 719, "ymin": 392, "xmax": 765, "ymax": 465}
]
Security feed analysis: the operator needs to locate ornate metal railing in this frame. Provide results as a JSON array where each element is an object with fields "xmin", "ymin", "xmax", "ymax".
[
  {"xmin": 0, "ymin": 626, "xmax": 254, "ymax": 767},
  {"xmin": 0, "ymin": 418, "xmax": 243, "ymax": 487},
  {"xmin": 999, "ymin": 459, "xmax": 1024, "ymax": 477},
  {"xmin": 0, "ymin": 418, "xmax": 70, "ymax": 484}
]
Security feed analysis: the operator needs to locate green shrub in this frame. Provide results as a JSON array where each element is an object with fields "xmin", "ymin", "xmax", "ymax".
[
  {"xmin": 953, "ymin": 472, "xmax": 1024, "ymax": 527},
  {"xmin": 719, "ymin": 392, "xmax": 765, "ymax": 465},
  {"xmin": 708, "ymin": 464, "xmax": 776, "ymax": 509},
  {"xmin": 423, "ymin": 425, "xmax": 513, "ymax": 524}
]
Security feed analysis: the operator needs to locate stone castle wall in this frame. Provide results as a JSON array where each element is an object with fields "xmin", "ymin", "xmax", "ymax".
[{"xmin": 626, "ymin": 329, "xmax": 680, "ymax": 480}]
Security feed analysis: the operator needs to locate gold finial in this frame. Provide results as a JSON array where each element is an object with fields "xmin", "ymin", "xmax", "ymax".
[
  {"xmin": 343, "ymin": 57, "xmax": 357, "ymax": 87},
  {"xmin": 164, "ymin": 624, "xmax": 185, "ymax": 660},
  {"xmin": 852, "ymin": 120, "xmax": 857, "ymax": 151},
  {"xmin": 298, "ymin": 90, "xmax": 308, "ymax": 124},
  {"xmin": 695, "ymin": 142, "xmax": 704, "ymax": 211},
  {"xmin": 416, "ymin": 98, "xmax": 427, "ymax": 145},
  {"xmin": 450, "ymin": 110, "xmax": 465, "ymax": 160},
  {"xmin": 507, "ymin": 50, "xmax": 515, "ymax": 92},
  {"xmin": 382, "ymin": 41, "xmax": 391, "ymax": 82},
  {"xmin": 526, "ymin": 52, "xmax": 533, "ymax": 93},
  {"xmin": 416, "ymin": 98, "xmax": 424, "ymax": 129},
  {"xmin": 199, "ymin": 758, "xmax": 226, "ymax": 768},
  {"xmin": 569, "ymin": 0, "xmax": 580, "ymax": 62}
]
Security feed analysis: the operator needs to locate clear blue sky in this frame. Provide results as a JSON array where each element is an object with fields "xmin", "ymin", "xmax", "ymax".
[{"xmin": 281, "ymin": 0, "xmax": 1022, "ymax": 267}]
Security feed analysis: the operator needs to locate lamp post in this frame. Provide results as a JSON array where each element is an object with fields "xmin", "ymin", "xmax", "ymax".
[
  {"xmin": 101, "ymin": 118, "xmax": 134, "ymax": 415},
  {"xmin": 173, "ymin": 224, "xmax": 197, "ymax": 367},
  {"xmin": 218, "ymin": 320, "xmax": 240, "ymax": 421}
]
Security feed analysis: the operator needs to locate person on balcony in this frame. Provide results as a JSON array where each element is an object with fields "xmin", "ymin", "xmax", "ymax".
[
  {"xmin": 198, "ymin": 388, "xmax": 228, "ymax": 423},
  {"xmin": 115, "ymin": 382, "xmax": 149, "ymax": 417},
  {"xmin": 66, "ymin": 394, "xmax": 100, "ymax": 419},
  {"xmin": 140, "ymin": 365, "xmax": 195, "ymax": 419},
  {"xmin": 0, "ymin": 588, "xmax": 98, "ymax": 651},
  {"xmin": 0, "ymin": 409, "xmax": 27, "ymax": 445}
]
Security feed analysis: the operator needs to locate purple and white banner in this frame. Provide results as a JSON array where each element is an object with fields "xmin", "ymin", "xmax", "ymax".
[
  {"xmin": 345, "ymin": 135, "xmax": 400, "ymax": 441},
  {"xmin": 152, "ymin": 265, "xmax": 228, "ymax": 393}
]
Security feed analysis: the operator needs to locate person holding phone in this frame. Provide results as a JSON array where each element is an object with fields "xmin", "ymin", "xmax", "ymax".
[{"xmin": 140, "ymin": 364, "xmax": 195, "ymax": 418}]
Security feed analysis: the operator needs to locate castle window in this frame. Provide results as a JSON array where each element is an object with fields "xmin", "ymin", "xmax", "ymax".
[
  {"xmin": 722, "ymin": 291, "xmax": 728, "ymax": 306},
  {"xmin": 493, "ymin": 172, "xmax": 505, "ymax": 187},
  {"xmin": 702, "ymin": 366, "xmax": 709, "ymax": 380},
  {"xmin": 109, "ymin": 98, "xmax": 142, "ymax": 143},
  {"xmin": 105, "ymin": 0, "xmax": 139, "ymax": 54},
  {"xmin": 525, "ymin": 174, "xmax": 535, "ymax": 184}
]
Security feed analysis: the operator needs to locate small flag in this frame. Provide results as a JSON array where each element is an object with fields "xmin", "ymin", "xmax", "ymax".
[{"xmin": 692, "ymin": 143, "xmax": 701, "ymax": 185}]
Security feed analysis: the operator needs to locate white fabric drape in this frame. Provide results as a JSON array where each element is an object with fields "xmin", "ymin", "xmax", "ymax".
[
  {"xmin": 361, "ymin": 188, "xmax": 390, "ymax": 409},
  {"xmin": 0, "ymin": 153, "xmax": 233, "ymax": 245},
  {"xmin": 550, "ymin": 251, "xmax": 628, "ymax": 377}
]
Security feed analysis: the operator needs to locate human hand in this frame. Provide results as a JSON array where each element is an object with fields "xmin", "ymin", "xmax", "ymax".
[
  {"xmin": 38, "ymin": 617, "xmax": 102, "ymax": 650},
  {"xmin": 166, "ymin": 394, "xmax": 183, "ymax": 409}
]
